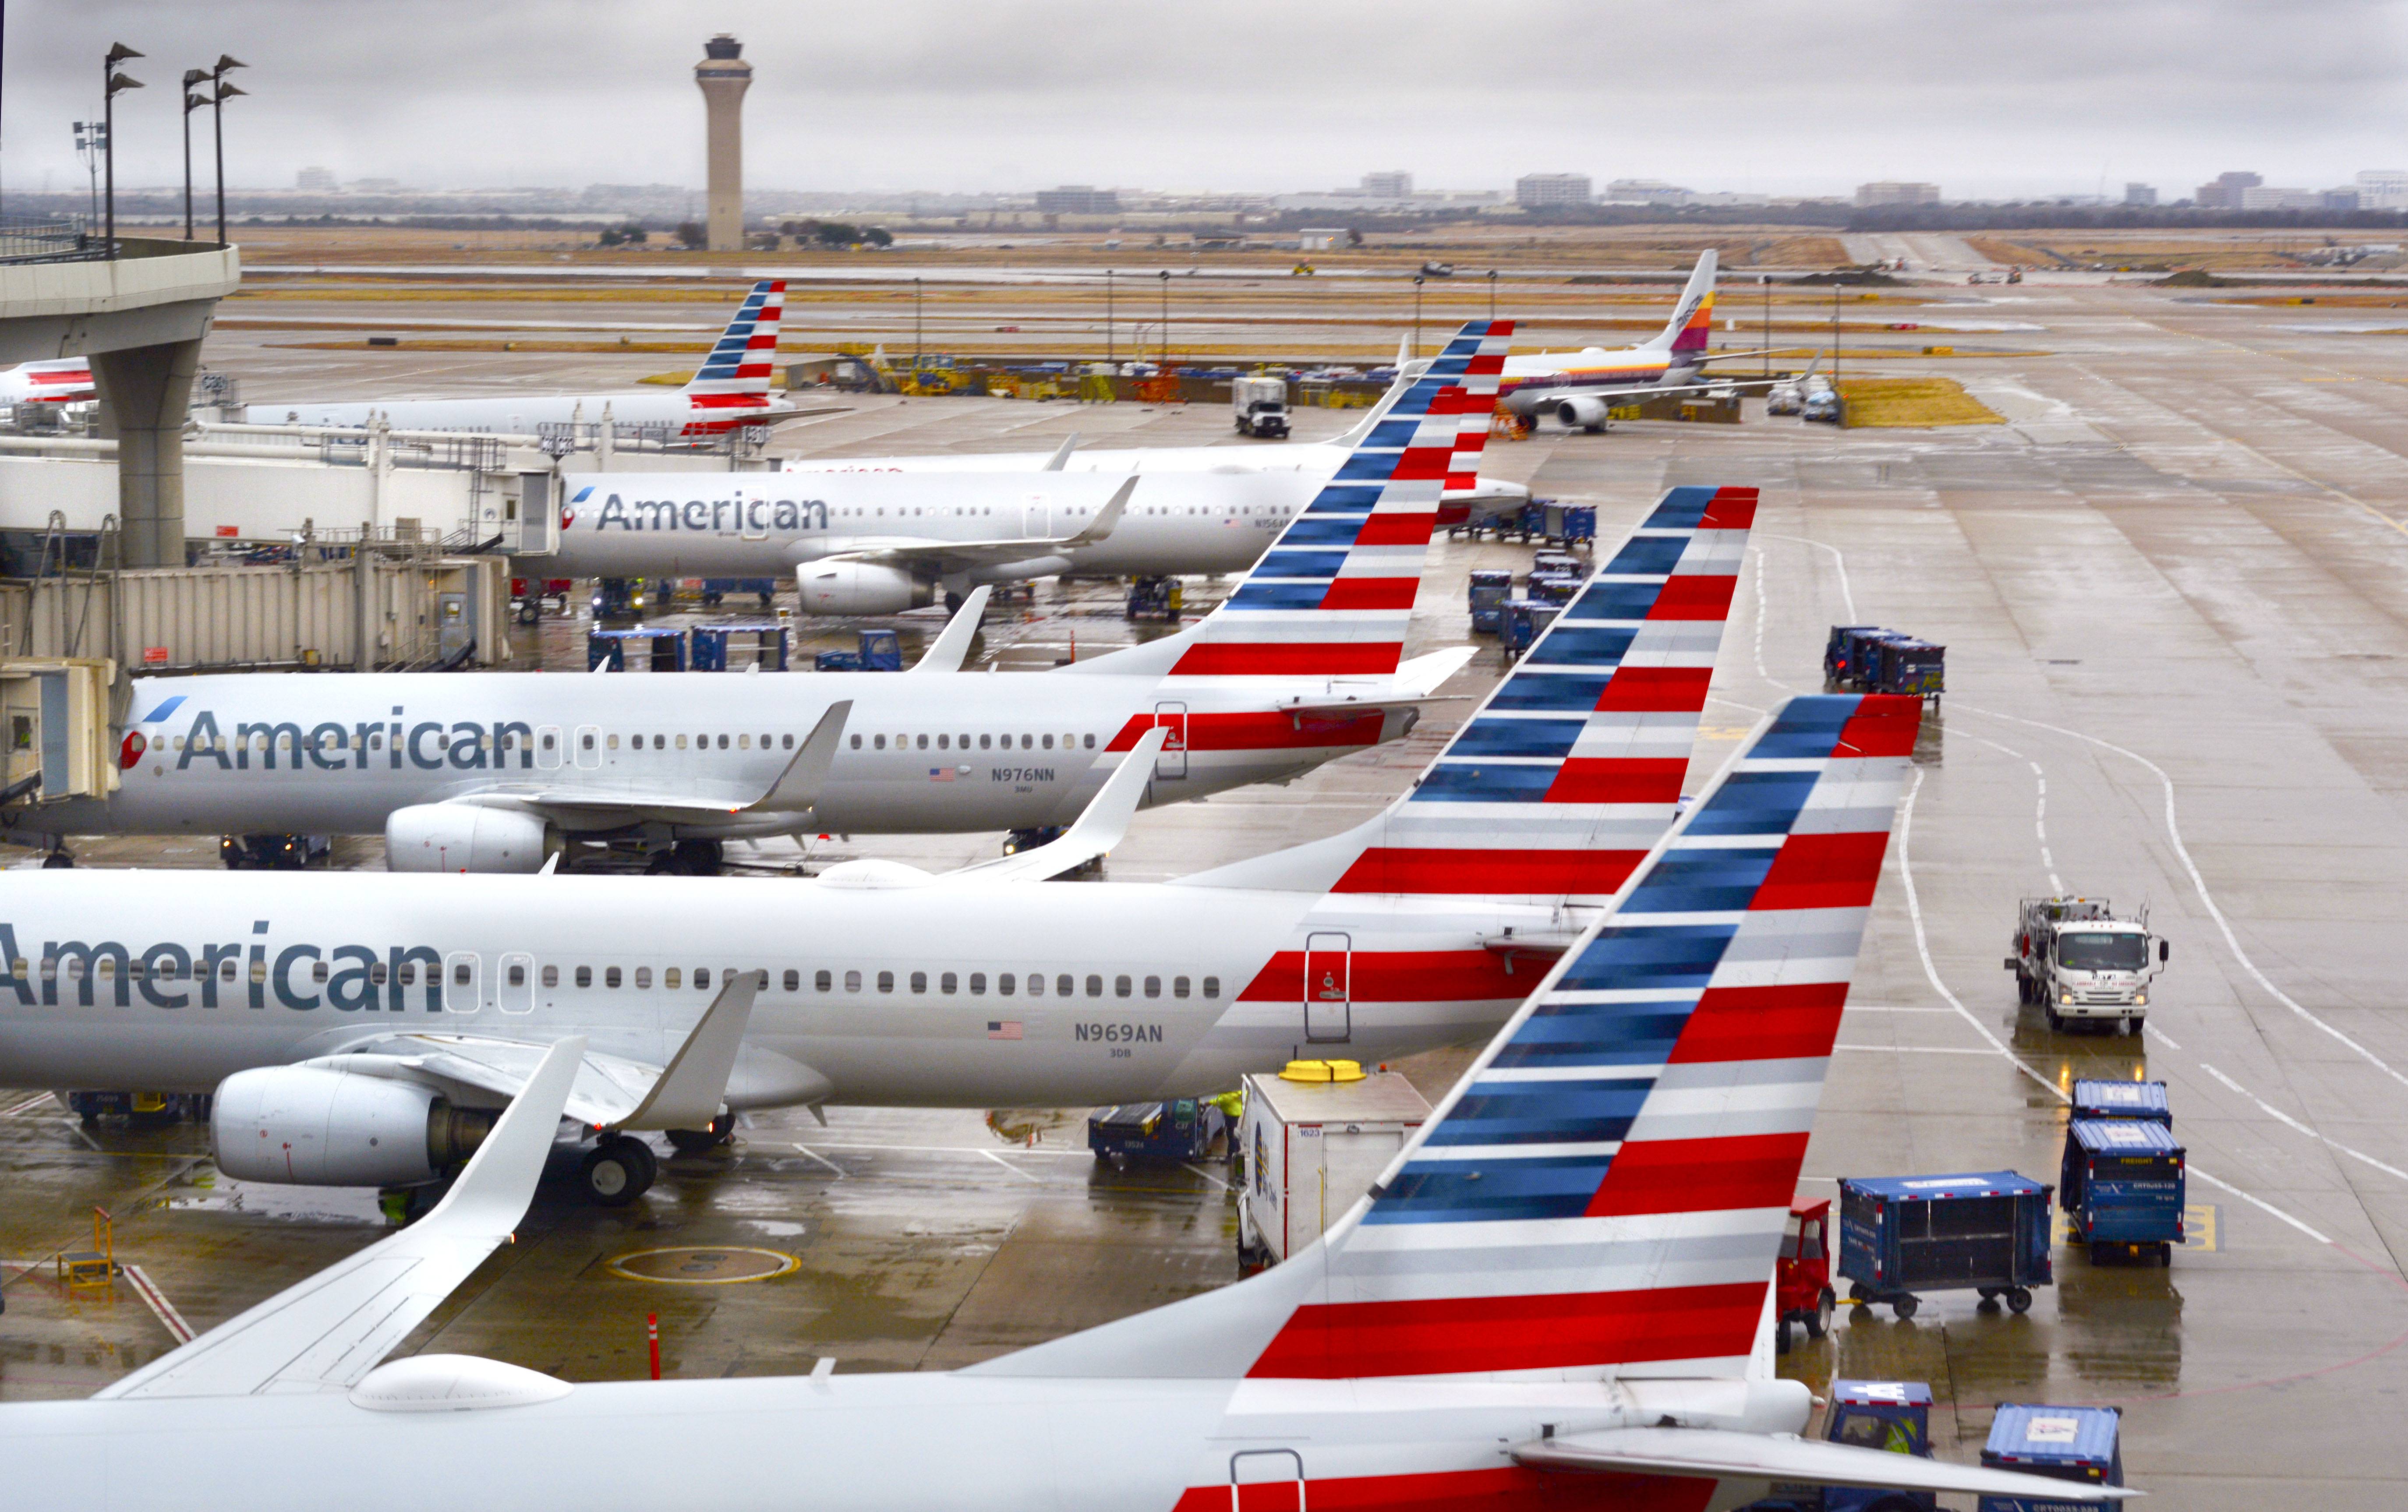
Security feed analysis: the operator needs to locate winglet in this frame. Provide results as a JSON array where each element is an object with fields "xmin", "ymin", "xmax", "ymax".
[
  {"xmin": 744, "ymin": 699, "xmax": 851, "ymax": 813},
  {"xmin": 92, "ymin": 1037, "xmax": 587, "ymax": 1401},
  {"xmin": 613, "ymin": 972, "xmax": 760, "ymax": 1131},
  {"xmin": 1062, "ymin": 474, "xmax": 1136, "ymax": 547},
  {"xmin": 940, "ymin": 727, "xmax": 1169, "ymax": 884},
  {"xmin": 909, "ymin": 586, "xmax": 991, "ymax": 674},
  {"xmin": 1042, "ymin": 433, "xmax": 1079, "ymax": 471}
]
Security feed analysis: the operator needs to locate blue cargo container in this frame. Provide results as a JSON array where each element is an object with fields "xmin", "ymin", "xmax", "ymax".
[
  {"xmin": 1839, "ymin": 1172, "xmax": 2054, "ymax": 1318},
  {"xmin": 587, "ymin": 626, "xmax": 686, "ymax": 672},
  {"xmin": 1087, "ymin": 1098, "xmax": 1225, "ymax": 1166},
  {"xmin": 2060, "ymin": 1118, "xmax": 2183, "ymax": 1265},
  {"xmin": 690, "ymin": 622, "xmax": 791, "ymax": 671},
  {"xmin": 1525, "ymin": 572, "xmax": 1583, "ymax": 607},
  {"xmin": 2070, "ymin": 1079, "xmax": 2171, "ymax": 1125},
  {"xmin": 1871, "ymin": 637, "xmax": 1945, "ymax": 700},
  {"xmin": 1977, "ymin": 1405, "xmax": 2123, "ymax": 1512},
  {"xmin": 1824, "ymin": 625, "xmax": 1880, "ymax": 682},
  {"xmin": 1467, "ymin": 569, "xmax": 1513, "ymax": 633},
  {"xmin": 813, "ymin": 628, "xmax": 904, "ymax": 672},
  {"xmin": 1503, "ymin": 599, "xmax": 1561, "ymax": 659}
]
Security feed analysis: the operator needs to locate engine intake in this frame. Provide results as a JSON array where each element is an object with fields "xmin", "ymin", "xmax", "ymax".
[
  {"xmin": 387, "ymin": 803, "xmax": 550, "ymax": 873},
  {"xmin": 1552, "ymin": 395, "xmax": 1611, "ymax": 431},
  {"xmin": 212, "ymin": 1066, "xmax": 499, "ymax": 1187},
  {"xmin": 797, "ymin": 562, "xmax": 932, "ymax": 616}
]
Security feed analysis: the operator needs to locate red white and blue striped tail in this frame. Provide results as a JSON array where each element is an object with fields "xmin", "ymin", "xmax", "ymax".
[
  {"xmin": 681, "ymin": 279, "xmax": 785, "ymax": 403},
  {"xmin": 1161, "ymin": 321, "xmax": 1512, "ymax": 680},
  {"xmin": 1321, "ymin": 484, "xmax": 1754, "ymax": 904},
  {"xmin": 969, "ymin": 693, "xmax": 1921, "ymax": 1385}
]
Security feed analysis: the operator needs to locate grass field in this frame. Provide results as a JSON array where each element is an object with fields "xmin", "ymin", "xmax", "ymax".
[{"xmin": 1837, "ymin": 377, "xmax": 2006, "ymax": 427}]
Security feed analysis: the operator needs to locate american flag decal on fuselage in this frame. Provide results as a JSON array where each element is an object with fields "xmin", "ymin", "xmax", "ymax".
[{"xmin": 1242, "ymin": 692, "xmax": 1922, "ymax": 1382}]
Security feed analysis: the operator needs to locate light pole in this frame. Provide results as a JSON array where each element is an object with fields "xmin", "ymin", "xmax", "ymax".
[
  {"xmin": 103, "ymin": 44, "xmax": 145, "ymax": 252},
  {"xmin": 73, "ymin": 121, "xmax": 106, "ymax": 230},
  {"xmin": 209, "ymin": 56, "xmax": 247, "ymax": 245},
  {"xmin": 912, "ymin": 276, "xmax": 924, "ymax": 375},
  {"xmin": 1760, "ymin": 274, "xmax": 1772, "ymax": 380},
  {"xmin": 1486, "ymin": 268, "xmax": 1498, "ymax": 321},
  {"xmin": 181, "ymin": 70, "xmax": 210, "ymax": 240},
  {"xmin": 1412, "ymin": 274, "xmax": 1425, "ymax": 359},
  {"xmin": 1105, "ymin": 268, "xmax": 1114, "ymax": 369},
  {"xmin": 1156, "ymin": 269, "xmax": 1169, "ymax": 368}
]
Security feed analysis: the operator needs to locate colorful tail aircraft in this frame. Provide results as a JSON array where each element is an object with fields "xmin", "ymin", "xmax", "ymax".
[
  {"xmin": 0, "ymin": 479, "xmax": 1752, "ymax": 1208},
  {"xmin": 0, "ymin": 691, "xmax": 2128, "ymax": 1510},
  {"xmin": 263, "ymin": 280, "xmax": 795, "ymax": 437},
  {"xmin": 28, "ymin": 323, "xmax": 1513, "ymax": 874},
  {"xmin": 1499, "ymin": 250, "xmax": 1768, "ymax": 431}
]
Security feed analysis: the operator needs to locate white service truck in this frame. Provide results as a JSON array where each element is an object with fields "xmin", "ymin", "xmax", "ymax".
[
  {"xmin": 1237, "ymin": 1061, "xmax": 1429, "ymax": 1274},
  {"xmin": 1231, "ymin": 374, "xmax": 1291, "ymax": 438},
  {"xmin": 2006, "ymin": 896, "xmax": 2170, "ymax": 1034}
]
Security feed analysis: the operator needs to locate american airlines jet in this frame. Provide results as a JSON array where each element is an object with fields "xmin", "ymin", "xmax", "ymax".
[
  {"xmin": 0, "ymin": 690, "xmax": 2117, "ymax": 1512},
  {"xmin": 0, "ymin": 483, "xmax": 1755, "ymax": 1205},
  {"xmin": 263, "ymin": 280, "xmax": 796, "ymax": 437},
  {"xmin": 17, "ymin": 325, "xmax": 1513, "ymax": 874},
  {"xmin": 0, "ymin": 357, "xmax": 95, "ymax": 407}
]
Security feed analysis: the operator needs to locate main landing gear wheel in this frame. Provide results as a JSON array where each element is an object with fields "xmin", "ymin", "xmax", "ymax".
[
  {"xmin": 666, "ymin": 1114, "xmax": 735, "ymax": 1156},
  {"xmin": 40, "ymin": 849, "xmax": 72, "ymax": 869},
  {"xmin": 579, "ymin": 1135, "xmax": 658, "ymax": 1206},
  {"xmin": 671, "ymin": 839, "xmax": 724, "ymax": 876}
]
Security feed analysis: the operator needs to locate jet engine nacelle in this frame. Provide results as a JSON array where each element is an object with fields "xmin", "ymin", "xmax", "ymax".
[
  {"xmin": 797, "ymin": 562, "xmax": 933, "ymax": 616},
  {"xmin": 1552, "ymin": 395, "xmax": 1612, "ymax": 431},
  {"xmin": 212, "ymin": 1066, "xmax": 497, "ymax": 1187},
  {"xmin": 386, "ymin": 803, "xmax": 549, "ymax": 873}
]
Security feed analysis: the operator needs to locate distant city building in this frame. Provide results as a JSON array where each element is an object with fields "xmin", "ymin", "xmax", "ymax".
[
  {"xmin": 1515, "ymin": 173, "xmax": 1592, "ymax": 208},
  {"xmin": 1359, "ymin": 170, "xmax": 1412, "ymax": 199},
  {"xmin": 295, "ymin": 166, "xmax": 338, "ymax": 193},
  {"xmin": 2194, "ymin": 172, "xmax": 2262, "ymax": 209},
  {"xmin": 350, "ymin": 177, "xmax": 402, "ymax": 194},
  {"xmin": 2355, "ymin": 170, "xmax": 2408, "ymax": 209},
  {"xmin": 2320, "ymin": 188, "xmax": 2362, "ymax": 211},
  {"xmin": 2124, "ymin": 182, "xmax": 2157, "ymax": 207},
  {"xmin": 1602, "ymin": 178, "xmax": 1690, "ymax": 205},
  {"xmin": 1855, "ymin": 181, "xmax": 1941, "ymax": 207},
  {"xmin": 1034, "ymin": 185, "xmax": 1120, "ymax": 215},
  {"xmin": 2239, "ymin": 185, "xmax": 2321, "ymax": 211}
]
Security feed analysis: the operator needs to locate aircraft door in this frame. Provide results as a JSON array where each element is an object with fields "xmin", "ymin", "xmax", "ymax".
[
  {"xmin": 574, "ymin": 724, "xmax": 603, "ymax": 770},
  {"xmin": 534, "ymin": 725, "xmax": 564, "ymax": 770},
  {"xmin": 1303, "ymin": 932, "xmax": 1351, "ymax": 1044},
  {"xmin": 498, "ymin": 953, "xmax": 534, "ymax": 1014},
  {"xmin": 442, "ymin": 951, "xmax": 485, "ymax": 1015},
  {"xmin": 1229, "ymin": 1450, "xmax": 1305, "ymax": 1512},
  {"xmin": 1022, "ymin": 492, "xmax": 1050, "ymax": 539},
  {"xmin": 1153, "ymin": 701, "xmax": 1189, "ymax": 780},
  {"xmin": 741, "ymin": 487, "xmax": 770, "ymax": 541}
]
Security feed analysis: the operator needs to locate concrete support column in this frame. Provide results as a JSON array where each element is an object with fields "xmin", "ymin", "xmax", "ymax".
[{"xmin": 89, "ymin": 339, "xmax": 202, "ymax": 568}]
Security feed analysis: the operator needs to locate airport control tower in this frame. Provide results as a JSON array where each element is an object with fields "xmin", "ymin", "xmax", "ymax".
[{"xmin": 694, "ymin": 34, "xmax": 752, "ymax": 252}]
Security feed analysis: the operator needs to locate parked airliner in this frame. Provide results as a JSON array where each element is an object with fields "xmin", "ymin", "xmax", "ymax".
[
  {"xmin": 0, "ymin": 687, "xmax": 2116, "ymax": 1512},
  {"xmin": 0, "ymin": 483, "xmax": 1755, "ymax": 1206},
  {"xmin": 1497, "ymin": 251, "xmax": 1769, "ymax": 430},
  {"xmin": 0, "ymin": 357, "xmax": 95, "ymax": 408},
  {"xmin": 14, "ymin": 325, "xmax": 1513, "ymax": 873},
  {"xmin": 262, "ymin": 280, "xmax": 796, "ymax": 437}
]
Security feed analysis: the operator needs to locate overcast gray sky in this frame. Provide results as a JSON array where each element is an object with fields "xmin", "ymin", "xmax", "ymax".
[{"xmin": 8, "ymin": 0, "xmax": 2406, "ymax": 201}]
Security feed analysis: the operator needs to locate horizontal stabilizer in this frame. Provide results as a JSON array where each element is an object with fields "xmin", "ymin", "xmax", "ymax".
[
  {"xmin": 1514, "ymin": 1427, "xmax": 2138, "ymax": 1500},
  {"xmin": 93, "ymin": 1038, "xmax": 584, "ymax": 1400},
  {"xmin": 941, "ymin": 727, "xmax": 1169, "ymax": 884}
]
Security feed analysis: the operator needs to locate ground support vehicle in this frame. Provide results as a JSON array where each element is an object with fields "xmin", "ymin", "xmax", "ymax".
[
  {"xmin": 588, "ymin": 627, "xmax": 689, "ymax": 672},
  {"xmin": 589, "ymin": 577, "xmax": 651, "ymax": 619},
  {"xmin": 1741, "ymin": 1380, "xmax": 1939, "ymax": 1512},
  {"xmin": 1825, "ymin": 625, "xmax": 1944, "ymax": 700},
  {"xmin": 2007, "ymin": 897, "xmax": 2168, "ymax": 1033},
  {"xmin": 1126, "ymin": 576, "xmax": 1182, "ymax": 622},
  {"xmin": 2060, "ymin": 1119, "xmax": 2183, "ymax": 1266},
  {"xmin": 1467, "ymin": 569, "xmax": 1513, "ymax": 632},
  {"xmin": 510, "ymin": 576, "xmax": 573, "ymax": 624},
  {"xmin": 812, "ymin": 629, "xmax": 902, "ymax": 672},
  {"xmin": 64, "ymin": 1090, "xmax": 209, "ymax": 1127},
  {"xmin": 1774, "ymin": 1198, "xmax": 1838, "ymax": 1353},
  {"xmin": 701, "ymin": 577, "xmax": 778, "ymax": 608},
  {"xmin": 1087, "ymin": 1099, "xmax": 1226, "ymax": 1167},
  {"xmin": 1838, "ymin": 1172, "xmax": 2054, "ymax": 1318},
  {"xmin": 691, "ymin": 622, "xmax": 792, "ymax": 671},
  {"xmin": 1231, "ymin": 375, "xmax": 1291, "ymax": 438},
  {"xmin": 219, "ymin": 833, "xmax": 330, "ymax": 869},
  {"xmin": 1502, "ymin": 599, "xmax": 1562, "ymax": 659},
  {"xmin": 1236, "ymin": 1061, "xmax": 1429, "ymax": 1276},
  {"xmin": 1977, "ymin": 1406, "xmax": 2122, "ymax": 1512}
]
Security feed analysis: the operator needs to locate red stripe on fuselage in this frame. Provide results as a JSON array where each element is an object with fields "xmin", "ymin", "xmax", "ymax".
[
  {"xmin": 1246, "ymin": 1282, "xmax": 1768, "ymax": 1379},
  {"xmin": 1167, "ymin": 644, "xmax": 1405, "ymax": 678},
  {"xmin": 1328, "ymin": 848, "xmax": 1645, "ymax": 896},
  {"xmin": 1171, "ymin": 1464, "xmax": 1711, "ymax": 1512},
  {"xmin": 1101, "ymin": 710, "xmax": 1386, "ymax": 755},
  {"xmin": 1237, "ymin": 948, "xmax": 1524, "ymax": 1006}
]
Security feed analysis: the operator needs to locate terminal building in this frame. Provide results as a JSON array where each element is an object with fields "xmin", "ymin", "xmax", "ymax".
[{"xmin": 1514, "ymin": 173, "xmax": 1592, "ymax": 208}]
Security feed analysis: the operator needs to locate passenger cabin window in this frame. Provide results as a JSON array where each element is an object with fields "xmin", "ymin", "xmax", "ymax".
[
  {"xmin": 606, "ymin": 967, "xmax": 622, "ymax": 988},
  {"xmin": 815, "ymin": 969, "xmax": 832, "ymax": 991},
  {"xmin": 1114, "ymin": 975, "xmax": 1132, "ymax": 998},
  {"xmin": 877, "ymin": 970, "xmax": 895, "ymax": 993},
  {"xmin": 1173, "ymin": 976, "xmax": 1190, "ymax": 999},
  {"xmin": 663, "ymin": 968, "xmax": 680, "ymax": 989},
  {"xmin": 542, "ymin": 965, "xmax": 559, "ymax": 988},
  {"xmin": 696, "ymin": 968, "xmax": 712, "ymax": 989},
  {"xmin": 783, "ymin": 969, "xmax": 800, "ymax": 992},
  {"xmin": 1086, "ymin": 975, "xmax": 1103, "ymax": 997},
  {"xmin": 844, "ymin": 970, "xmax": 862, "ymax": 992},
  {"xmin": 1057, "ymin": 974, "xmax": 1074, "ymax": 996},
  {"xmin": 998, "ymin": 973, "xmax": 1015, "ymax": 996},
  {"xmin": 1143, "ymin": 975, "xmax": 1161, "ymax": 999},
  {"xmin": 1202, "ymin": 976, "xmax": 1220, "ymax": 999},
  {"xmin": 637, "ymin": 967, "xmax": 654, "ymax": 989},
  {"xmin": 969, "ymin": 973, "xmax": 987, "ymax": 995},
  {"xmin": 506, "ymin": 964, "xmax": 526, "ymax": 987},
  {"xmin": 575, "ymin": 966, "xmax": 592, "ymax": 987},
  {"xmin": 910, "ymin": 971, "xmax": 927, "ymax": 992},
  {"xmin": 1026, "ymin": 974, "xmax": 1044, "ymax": 998},
  {"xmin": 941, "ymin": 972, "xmax": 958, "ymax": 994}
]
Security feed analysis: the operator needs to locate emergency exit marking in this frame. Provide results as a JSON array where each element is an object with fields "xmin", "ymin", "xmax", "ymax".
[{"xmin": 2050, "ymin": 1204, "xmax": 2219, "ymax": 1251}]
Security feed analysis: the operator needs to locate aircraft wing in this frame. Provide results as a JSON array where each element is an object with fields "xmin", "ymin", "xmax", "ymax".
[
  {"xmin": 1513, "ymin": 1429, "xmax": 2139, "ymax": 1501},
  {"xmin": 91, "ymin": 1038, "xmax": 586, "ymax": 1400},
  {"xmin": 301, "ymin": 971, "xmax": 763, "ymax": 1131},
  {"xmin": 812, "ymin": 476, "xmax": 1135, "ymax": 574},
  {"xmin": 470, "ymin": 700, "xmax": 850, "ymax": 823},
  {"xmin": 909, "ymin": 586, "xmax": 992, "ymax": 673},
  {"xmin": 939, "ymin": 727, "xmax": 1168, "ymax": 885}
]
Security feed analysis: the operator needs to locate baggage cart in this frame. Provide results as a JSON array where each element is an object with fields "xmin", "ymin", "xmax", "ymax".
[
  {"xmin": 1838, "ymin": 1172, "xmax": 2054, "ymax": 1318},
  {"xmin": 1467, "ymin": 569, "xmax": 1513, "ymax": 634},
  {"xmin": 1502, "ymin": 599, "xmax": 1561, "ymax": 660},
  {"xmin": 1977, "ymin": 1405, "xmax": 2122, "ymax": 1512},
  {"xmin": 1524, "ymin": 571, "xmax": 1583, "ymax": 607},
  {"xmin": 691, "ymin": 622, "xmax": 791, "ymax": 671},
  {"xmin": 1824, "ymin": 625, "xmax": 1882, "ymax": 683},
  {"xmin": 1871, "ymin": 637, "xmax": 1945, "ymax": 701},
  {"xmin": 1088, "ymin": 1098, "xmax": 1225, "ymax": 1167},
  {"xmin": 1533, "ymin": 551, "xmax": 1584, "ymax": 578},
  {"xmin": 1739, "ymin": 1380, "xmax": 1938, "ymax": 1512},
  {"xmin": 2060, "ymin": 1119, "xmax": 2183, "ymax": 1265},
  {"xmin": 587, "ymin": 626, "xmax": 687, "ymax": 672},
  {"xmin": 2070, "ymin": 1079, "xmax": 2170, "ymax": 1126}
]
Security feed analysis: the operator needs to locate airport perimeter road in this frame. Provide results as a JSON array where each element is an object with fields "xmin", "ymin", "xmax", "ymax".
[{"xmin": 8, "ymin": 281, "xmax": 2408, "ymax": 1503}]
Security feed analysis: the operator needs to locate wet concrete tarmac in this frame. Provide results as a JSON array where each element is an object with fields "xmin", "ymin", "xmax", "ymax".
[{"xmin": 11, "ymin": 275, "xmax": 2408, "ymax": 1505}]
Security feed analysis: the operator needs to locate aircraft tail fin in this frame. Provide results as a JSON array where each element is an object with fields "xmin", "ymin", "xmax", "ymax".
[
  {"xmin": 1177, "ymin": 485, "xmax": 1756, "ymax": 905},
  {"xmin": 1641, "ymin": 251, "xmax": 1718, "ymax": 360},
  {"xmin": 973, "ymin": 691, "xmax": 1922, "ymax": 1382},
  {"xmin": 681, "ymin": 279, "xmax": 786, "ymax": 400}
]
